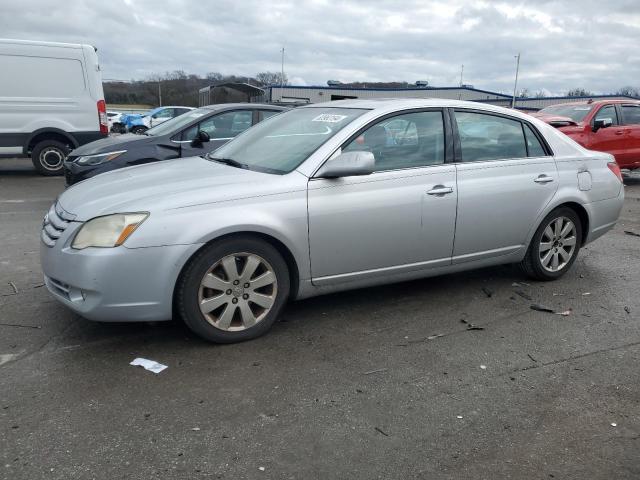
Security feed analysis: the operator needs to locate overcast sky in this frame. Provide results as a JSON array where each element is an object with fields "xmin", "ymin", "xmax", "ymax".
[{"xmin": 3, "ymin": 0, "xmax": 639, "ymax": 94}]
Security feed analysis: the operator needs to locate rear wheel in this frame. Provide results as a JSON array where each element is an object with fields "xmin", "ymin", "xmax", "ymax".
[
  {"xmin": 176, "ymin": 237, "xmax": 290, "ymax": 343},
  {"xmin": 131, "ymin": 126, "xmax": 147, "ymax": 135},
  {"xmin": 520, "ymin": 207, "xmax": 582, "ymax": 281},
  {"xmin": 31, "ymin": 139, "xmax": 69, "ymax": 176}
]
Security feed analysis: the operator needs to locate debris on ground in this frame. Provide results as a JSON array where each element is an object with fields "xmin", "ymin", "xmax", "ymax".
[
  {"xmin": 32, "ymin": 283, "xmax": 45, "ymax": 289},
  {"xmin": 427, "ymin": 333, "xmax": 445, "ymax": 340},
  {"xmin": 0, "ymin": 322, "xmax": 41, "ymax": 329},
  {"xmin": 514, "ymin": 290, "xmax": 532, "ymax": 301},
  {"xmin": 530, "ymin": 304, "xmax": 555, "ymax": 313},
  {"xmin": 527, "ymin": 353, "xmax": 538, "ymax": 363},
  {"xmin": 552, "ymin": 293, "xmax": 565, "ymax": 296},
  {"xmin": 611, "ymin": 422, "xmax": 617, "ymax": 427},
  {"xmin": 624, "ymin": 306, "xmax": 631, "ymax": 314},
  {"xmin": 482, "ymin": 287, "xmax": 494, "ymax": 298},
  {"xmin": 554, "ymin": 309, "xmax": 573, "ymax": 316},
  {"xmin": 480, "ymin": 365, "xmax": 487, "ymax": 370},
  {"xmin": 130, "ymin": 357, "xmax": 168, "ymax": 374},
  {"xmin": 623, "ymin": 230, "xmax": 640, "ymax": 237},
  {"xmin": 581, "ymin": 292, "xmax": 591, "ymax": 296},
  {"xmin": 512, "ymin": 282, "xmax": 531, "ymax": 287},
  {"xmin": 456, "ymin": 415, "xmax": 463, "ymax": 419},
  {"xmin": 374, "ymin": 426, "xmax": 389, "ymax": 436},
  {"xmin": 8, "ymin": 282, "xmax": 18, "ymax": 294},
  {"xmin": 258, "ymin": 467, "xmax": 265, "ymax": 472},
  {"xmin": 191, "ymin": 427, "xmax": 200, "ymax": 431},
  {"xmin": 363, "ymin": 368, "xmax": 387, "ymax": 375},
  {"xmin": 460, "ymin": 319, "xmax": 485, "ymax": 331}
]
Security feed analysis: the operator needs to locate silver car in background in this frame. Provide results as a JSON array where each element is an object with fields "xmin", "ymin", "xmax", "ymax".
[{"xmin": 40, "ymin": 99, "xmax": 624, "ymax": 343}]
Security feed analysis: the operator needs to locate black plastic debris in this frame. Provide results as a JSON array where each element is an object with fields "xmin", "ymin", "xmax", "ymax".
[
  {"xmin": 482, "ymin": 287, "xmax": 494, "ymax": 298},
  {"xmin": 530, "ymin": 304, "xmax": 555, "ymax": 313},
  {"xmin": 460, "ymin": 319, "xmax": 485, "ymax": 330},
  {"xmin": 624, "ymin": 306, "xmax": 631, "ymax": 314},
  {"xmin": 624, "ymin": 230, "xmax": 640, "ymax": 237}
]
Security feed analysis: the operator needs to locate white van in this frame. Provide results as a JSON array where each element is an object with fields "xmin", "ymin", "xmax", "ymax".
[{"xmin": 0, "ymin": 39, "xmax": 107, "ymax": 175}]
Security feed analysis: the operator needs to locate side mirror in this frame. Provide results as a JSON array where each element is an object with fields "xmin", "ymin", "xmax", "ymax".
[
  {"xmin": 592, "ymin": 118, "xmax": 613, "ymax": 132},
  {"xmin": 315, "ymin": 151, "xmax": 375, "ymax": 179},
  {"xmin": 191, "ymin": 130, "xmax": 210, "ymax": 147}
]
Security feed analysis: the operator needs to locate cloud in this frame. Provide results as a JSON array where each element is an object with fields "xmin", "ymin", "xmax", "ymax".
[{"xmin": 2, "ymin": 0, "xmax": 638, "ymax": 94}]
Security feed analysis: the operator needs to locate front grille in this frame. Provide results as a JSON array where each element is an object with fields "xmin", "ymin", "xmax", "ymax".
[{"xmin": 41, "ymin": 202, "xmax": 75, "ymax": 247}]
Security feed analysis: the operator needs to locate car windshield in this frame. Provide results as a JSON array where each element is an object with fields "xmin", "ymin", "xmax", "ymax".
[
  {"xmin": 539, "ymin": 104, "xmax": 593, "ymax": 122},
  {"xmin": 146, "ymin": 108, "xmax": 209, "ymax": 136},
  {"xmin": 208, "ymin": 107, "xmax": 367, "ymax": 173}
]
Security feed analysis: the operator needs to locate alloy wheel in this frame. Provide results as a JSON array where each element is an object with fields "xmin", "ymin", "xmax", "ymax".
[
  {"xmin": 198, "ymin": 252, "xmax": 278, "ymax": 331},
  {"xmin": 539, "ymin": 216, "xmax": 577, "ymax": 272},
  {"xmin": 39, "ymin": 147, "xmax": 65, "ymax": 170}
]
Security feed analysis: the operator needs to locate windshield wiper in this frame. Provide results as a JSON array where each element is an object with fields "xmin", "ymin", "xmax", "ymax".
[{"xmin": 208, "ymin": 156, "xmax": 249, "ymax": 169}]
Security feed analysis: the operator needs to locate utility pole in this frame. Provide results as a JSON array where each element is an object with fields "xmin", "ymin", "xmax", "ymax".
[
  {"xmin": 158, "ymin": 80, "xmax": 162, "ymax": 107},
  {"xmin": 280, "ymin": 47, "xmax": 285, "ymax": 88},
  {"xmin": 459, "ymin": 64, "xmax": 464, "ymax": 87},
  {"xmin": 511, "ymin": 53, "xmax": 520, "ymax": 109}
]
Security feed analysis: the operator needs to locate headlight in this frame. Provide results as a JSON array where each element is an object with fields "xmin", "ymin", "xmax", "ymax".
[
  {"xmin": 75, "ymin": 150, "xmax": 126, "ymax": 166},
  {"xmin": 72, "ymin": 213, "xmax": 148, "ymax": 249}
]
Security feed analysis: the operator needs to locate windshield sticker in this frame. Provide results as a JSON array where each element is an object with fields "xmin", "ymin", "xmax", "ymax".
[{"xmin": 312, "ymin": 114, "xmax": 348, "ymax": 123}]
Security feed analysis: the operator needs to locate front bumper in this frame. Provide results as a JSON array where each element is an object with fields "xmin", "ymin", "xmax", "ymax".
[{"xmin": 40, "ymin": 220, "xmax": 202, "ymax": 322}]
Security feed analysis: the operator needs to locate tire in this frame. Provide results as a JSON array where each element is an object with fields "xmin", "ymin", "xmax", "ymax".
[
  {"xmin": 131, "ymin": 126, "xmax": 147, "ymax": 135},
  {"xmin": 520, "ymin": 207, "xmax": 582, "ymax": 281},
  {"xmin": 31, "ymin": 139, "xmax": 69, "ymax": 176},
  {"xmin": 176, "ymin": 236, "xmax": 290, "ymax": 343}
]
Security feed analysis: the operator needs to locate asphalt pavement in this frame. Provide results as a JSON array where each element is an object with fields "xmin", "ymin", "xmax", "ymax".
[{"xmin": 1, "ymin": 157, "xmax": 639, "ymax": 479}]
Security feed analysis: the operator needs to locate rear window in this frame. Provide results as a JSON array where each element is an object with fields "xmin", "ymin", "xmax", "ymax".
[
  {"xmin": 539, "ymin": 104, "xmax": 593, "ymax": 122},
  {"xmin": 0, "ymin": 55, "xmax": 85, "ymax": 97}
]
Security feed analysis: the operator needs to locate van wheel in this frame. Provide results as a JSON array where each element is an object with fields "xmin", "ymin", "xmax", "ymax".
[
  {"xmin": 131, "ymin": 126, "xmax": 147, "ymax": 135},
  {"xmin": 520, "ymin": 207, "xmax": 582, "ymax": 281},
  {"xmin": 176, "ymin": 237, "xmax": 290, "ymax": 343},
  {"xmin": 31, "ymin": 140, "xmax": 69, "ymax": 176}
]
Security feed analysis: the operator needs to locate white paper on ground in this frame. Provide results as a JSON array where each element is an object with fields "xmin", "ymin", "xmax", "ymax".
[{"xmin": 130, "ymin": 357, "xmax": 168, "ymax": 373}]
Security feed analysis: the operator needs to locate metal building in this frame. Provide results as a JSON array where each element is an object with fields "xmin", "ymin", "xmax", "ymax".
[{"xmin": 265, "ymin": 85, "xmax": 511, "ymax": 104}]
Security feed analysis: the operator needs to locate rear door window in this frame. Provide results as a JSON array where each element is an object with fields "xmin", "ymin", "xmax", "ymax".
[
  {"xmin": 182, "ymin": 110, "xmax": 253, "ymax": 140},
  {"xmin": 621, "ymin": 105, "xmax": 640, "ymax": 125},
  {"xmin": 454, "ymin": 111, "xmax": 527, "ymax": 161},
  {"xmin": 257, "ymin": 110, "xmax": 281, "ymax": 122}
]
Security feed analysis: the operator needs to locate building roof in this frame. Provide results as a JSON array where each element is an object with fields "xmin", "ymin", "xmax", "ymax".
[{"xmin": 269, "ymin": 84, "xmax": 513, "ymax": 99}]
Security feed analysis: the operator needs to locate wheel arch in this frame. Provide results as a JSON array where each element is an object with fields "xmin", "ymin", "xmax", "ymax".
[
  {"xmin": 25, "ymin": 128, "xmax": 78, "ymax": 154},
  {"xmin": 172, "ymin": 231, "xmax": 301, "ymax": 309},
  {"xmin": 559, "ymin": 201, "xmax": 590, "ymax": 246}
]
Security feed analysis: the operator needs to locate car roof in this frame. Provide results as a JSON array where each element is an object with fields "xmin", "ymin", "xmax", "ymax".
[
  {"xmin": 543, "ymin": 99, "xmax": 640, "ymax": 108},
  {"xmin": 297, "ymin": 98, "xmax": 539, "ymax": 121},
  {"xmin": 200, "ymin": 103, "xmax": 289, "ymax": 111}
]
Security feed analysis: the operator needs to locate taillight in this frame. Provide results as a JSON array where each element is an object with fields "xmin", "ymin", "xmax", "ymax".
[
  {"xmin": 607, "ymin": 162, "xmax": 623, "ymax": 183},
  {"xmin": 97, "ymin": 100, "xmax": 108, "ymax": 134}
]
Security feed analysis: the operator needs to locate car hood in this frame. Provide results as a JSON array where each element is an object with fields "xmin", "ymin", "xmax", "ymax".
[
  {"xmin": 70, "ymin": 134, "xmax": 157, "ymax": 156},
  {"xmin": 58, "ymin": 156, "xmax": 306, "ymax": 220}
]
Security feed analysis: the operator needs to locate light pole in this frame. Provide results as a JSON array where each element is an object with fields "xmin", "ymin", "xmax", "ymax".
[
  {"xmin": 459, "ymin": 64, "xmax": 464, "ymax": 87},
  {"xmin": 511, "ymin": 53, "xmax": 520, "ymax": 109},
  {"xmin": 280, "ymin": 47, "xmax": 285, "ymax": 88},
  {"xmin": 158, "ymin": 80, "xmax": 162, "ymax": 107}
]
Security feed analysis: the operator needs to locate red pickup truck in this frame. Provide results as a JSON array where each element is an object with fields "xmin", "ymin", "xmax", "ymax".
[{"xmin": 532, "ymin": 99, "xmax": 640, "ymax": 170}]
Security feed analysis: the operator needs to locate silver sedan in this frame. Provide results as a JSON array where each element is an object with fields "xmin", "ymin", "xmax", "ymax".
[{"xmin": 40, "ymin": 99, "xmax": 624, "ymax": 342}]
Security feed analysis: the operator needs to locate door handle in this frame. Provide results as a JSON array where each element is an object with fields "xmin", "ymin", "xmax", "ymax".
[
  {"xmin": 614, "ymin": 130, "xmax": 624, "ymax": 135},
  {"xmin": 427, "ymin": 185, "xmax": 453, "ymax": 195},
  {"xmin": 534, "ymin": 175, "xmax": 554, "ymax": 184}
]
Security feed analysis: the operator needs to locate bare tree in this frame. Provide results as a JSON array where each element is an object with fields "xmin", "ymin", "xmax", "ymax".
[
  {"xmin": 256, "ymin": 71, "xmax": 288, "ymax": 86},
  {"xmin": 616, "ymin": 86, "xmax": 640, "ymax": 97},
  {"xmin": 534, "ymin": 90, "xmax": 548, "ymax": 98},
  {"xmin": 566, "ymin": 88, "xmax": 593, "ymax": 97}
]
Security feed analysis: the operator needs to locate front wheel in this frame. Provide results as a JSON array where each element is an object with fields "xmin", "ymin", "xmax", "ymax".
[
  {"xmin": 131, "ymin": 126, "xmax": 147, "ymax": 135},
  {"xmin": 520, "ymin": 207, "xmax": 582, "ymax": 281},
  {"xmin": 176, "ymin": 237, "xmax": 290, "ymax": 343}
]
